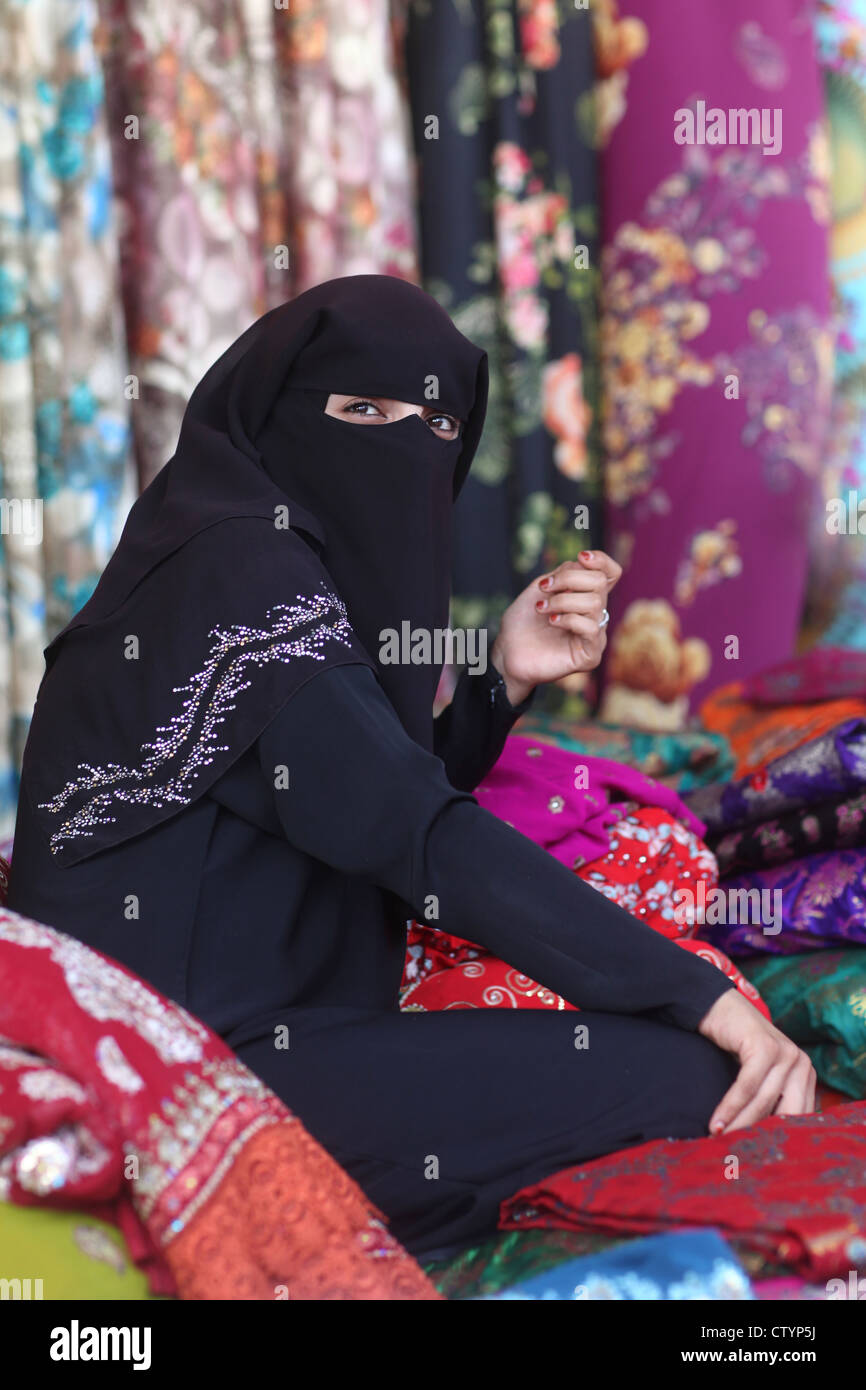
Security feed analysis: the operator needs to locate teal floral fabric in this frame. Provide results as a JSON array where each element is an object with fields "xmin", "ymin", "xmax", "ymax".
[
  {"xmin": 741, "ymin": 948, "xmax": 866, "ymax": 1099},
  {"xmin": 0, "ymin": 0, "xmax": 134, "ymax": 835}
]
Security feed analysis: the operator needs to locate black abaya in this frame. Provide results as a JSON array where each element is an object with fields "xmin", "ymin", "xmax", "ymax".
[
  {"xmin": 8, "ymin": 659, "xmax": 736, "ymax": 1257},
  {"xmin": 8, "ymin": 276, "xmax": 737, "ymax": 1259}
]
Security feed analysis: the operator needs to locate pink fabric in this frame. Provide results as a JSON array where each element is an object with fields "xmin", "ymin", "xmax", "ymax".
[
  {"xmin": 742, "ymin": 647, "xmax": 866, "ymax": 706},
  {"xmin": 474, "ymin": 735, "xmax": 707, "ymax": 869}
]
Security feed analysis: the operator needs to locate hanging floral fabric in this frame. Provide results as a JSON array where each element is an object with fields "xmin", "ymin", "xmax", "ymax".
[
  {"xmin": 0, "ymin": 0, "xmax": 134, "ymax": 837},
  {"xmin": 404, "ymin": 0, "xmax": 604, "ymax": 713},
  {"xmin": 805, "ymin": 0, "xmax": 866, "ymax": 648},
  {"xmin": 97, "ymin": 0, "xmax": 419, "ymax": 488},
  {"xmin": 596, "ymin": 0, "xmax": 833, "ymax": 729}
]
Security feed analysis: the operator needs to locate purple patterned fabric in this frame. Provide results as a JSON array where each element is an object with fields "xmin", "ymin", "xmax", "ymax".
[
  {"xmin": 698, "ymin": 850, "xmax": 866, "ymax": 956},
  {"xmin": 597, "ymin": 0, "xmax": 833, "ymax": 728},
  {"xmin": 682, "ymin": 718, "xmax": 866, "ymax": 874},
  {"xmin": 685, "ymin": 720, "xmax": 866, "ymax": 832},
  {"xmin": 474, "ymin": 735, "xmax": 706, "ymax": 870}
]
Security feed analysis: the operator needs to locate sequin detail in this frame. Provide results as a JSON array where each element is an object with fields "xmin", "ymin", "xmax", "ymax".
[
  {"xmin": 18, "ymin": 1069, "xmax": 87, "ymax": 1104},
  {"xmin": 132, "ymin": 1058, "xmax": 285, "ymax": 1244},
  {"xmin": 15, "ymin": 1124, "xmax": 110, "ymax": 1195},
  {"xmin": 95, "ymin": 1036, "xmax": 144, "ymax": 1094},
  {"xmin": 38, "ymin": 592, "xmax": 355, "ymax": 855},
  {"xmin": 73, "ymin": 1224, "xmax": 128, "ymax": 1275}
]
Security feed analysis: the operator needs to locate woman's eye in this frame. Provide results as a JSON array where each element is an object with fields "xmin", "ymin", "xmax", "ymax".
[
  {"xmin": 344, "ymin": 399, "xmax": 385, "ymax": 419},
  {"xmin": 425, "ymin": 414, "xmax": 460, "ymax": 437}
]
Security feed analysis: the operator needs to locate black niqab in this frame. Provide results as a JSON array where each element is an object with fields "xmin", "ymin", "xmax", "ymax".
[{"xmin": 23, "ymin": 276, "xmax": 488, "ymax": 865}]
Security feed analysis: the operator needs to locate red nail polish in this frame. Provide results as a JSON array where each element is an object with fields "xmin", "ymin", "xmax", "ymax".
[
  {"xmin": 535, "ymin": 599, "xmax": 547, "ymax": 611},
  {"xmin": 539, "ymin": 577, "xmax": 552, "ymax": 590}
]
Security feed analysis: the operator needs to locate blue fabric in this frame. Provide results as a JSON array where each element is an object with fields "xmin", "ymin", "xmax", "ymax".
[{"xmin": 476, "ymin": 1229, "xmax": 754, "ymax": 1300}]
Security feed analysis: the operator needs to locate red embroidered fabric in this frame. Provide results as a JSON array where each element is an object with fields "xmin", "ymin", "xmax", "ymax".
[
  {"xmin": 402, "ymin": 807, "xmax": 770, "ymax": 1018},
  {"xmin": 0, "ymin": 909, "xmax": 439, "ymax": 1300},
  {"xmin": 500, "ymin": 1103, "xmax": 866, "ymax": 1281}
]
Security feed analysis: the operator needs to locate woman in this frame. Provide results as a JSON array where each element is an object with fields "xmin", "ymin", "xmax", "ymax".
[{"xmin": 8, "ymin": 276, "xmax": 815, "ymax": 1259}]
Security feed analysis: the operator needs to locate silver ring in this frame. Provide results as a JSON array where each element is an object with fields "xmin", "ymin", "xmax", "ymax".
[{"xmin": 598, "ymin": 608, "xmax": 610, "ymax": 630}]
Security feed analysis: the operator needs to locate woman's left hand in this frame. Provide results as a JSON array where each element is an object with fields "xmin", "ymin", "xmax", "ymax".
[{"xmin": 490, "ymin": 551, "xmax": 622, "ymax": 706}]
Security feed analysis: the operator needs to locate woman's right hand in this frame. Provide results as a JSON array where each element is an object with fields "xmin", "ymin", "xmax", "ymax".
[{"xmin": 697, "ymin": 987, "xmax": 816, "ymax": 1135}]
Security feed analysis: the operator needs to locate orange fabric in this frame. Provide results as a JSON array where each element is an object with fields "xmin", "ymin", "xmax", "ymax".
[
  {"xmin": 166, "ymin": 1120, "xmax": 441, "ymax": 1301},
  {"xmin": 699, "ymin": 683, "xmax": 866, "ymax": 778}
]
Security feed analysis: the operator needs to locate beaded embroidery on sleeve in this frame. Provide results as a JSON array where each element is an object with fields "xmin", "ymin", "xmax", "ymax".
[{"xmin": 38, "ymin": 591, "xmax": 355, "ymax": 856}]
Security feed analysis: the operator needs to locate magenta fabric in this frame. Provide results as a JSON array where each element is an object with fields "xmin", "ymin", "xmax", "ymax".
[
  {"xmin": 474, "ymin": 735, "xmax": 706, "ymax": 870},
  {"xmin": 597, "ymin": 0, "xmax": 833, "ymax": 726}
]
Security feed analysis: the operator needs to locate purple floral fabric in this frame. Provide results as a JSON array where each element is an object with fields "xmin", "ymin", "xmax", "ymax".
[
  {"xmin": 684, "ymin": 719, "xmax": 866, "ymax": 874},
  {"xmin": 699, "ymin": 850, "xmax": 866, "ymax": 956},
  {"xmin": 711, "ymin": 794, "xmax": 866, "ymax": 876},
  {"xmin": 686, "ymin": 720, "xmax": 866, "ymax": 832},
  {"xmin": 596, "ymin": 0, "xmax": 833, "ymax": 729}
]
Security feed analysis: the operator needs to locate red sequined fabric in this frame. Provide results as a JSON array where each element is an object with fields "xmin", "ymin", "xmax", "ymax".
[
  {"xmin": 0, "ymin": 908, "xmax": 439, "ymax": 1300},
  {"xmin": 402, "ymin": 807, "xmax": 770, "ymax": 1018}
]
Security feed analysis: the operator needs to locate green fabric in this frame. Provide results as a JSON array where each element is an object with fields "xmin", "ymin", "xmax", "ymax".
[
  {"xmin": 513, "ymin": 713, "xmax": 735, "ymax": 792},
  {"xmin": 424, "ymin": 1228, "xmax": 628, "ymax": 1299},
  {"xmin": 740, "ymin": 948, "xmax": 866, "ymax": 1099},
  {"xmin": 0, "ymin": 1202, "xmax": 159, "ymax": 1300}
]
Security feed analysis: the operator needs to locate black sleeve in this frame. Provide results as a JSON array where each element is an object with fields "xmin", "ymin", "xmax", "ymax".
[
  {"xmin": 257, "ymin": 663, "xmax": 734, "ymax": 1030},
  {"xmin": 433, "ymin": 661, "xmax": 534, "ymax": 791}
]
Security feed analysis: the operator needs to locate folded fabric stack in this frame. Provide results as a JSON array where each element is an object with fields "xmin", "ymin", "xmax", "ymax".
[
  {"xmin": 738, "ymin": 950, "xmax": 866, "ymax": 1102},
  {"xmin": 413, "ymin": 646, "xmax": 866, "ymax": 1299},
  {"xmin": 0, "ymin": 909, "xmax": 439, "ymax": 1302},
  {"xmin": 471, "ymin": 647, "xmax": 866, "ymax": 1297},
  {"xmin": 511, "ymin": 711, "xmax": 735, "ymax": 793},
  {"xmin": 499, "ymin": 1103, "xmax": 866, "ymax": 1284},
  {"xmin": 401, "ymin": 736, "xmax": 769, "ymax": 1017},
  {"xmin": 671, "ymin": 650, "xmax": 866, "ymax": 1104}
]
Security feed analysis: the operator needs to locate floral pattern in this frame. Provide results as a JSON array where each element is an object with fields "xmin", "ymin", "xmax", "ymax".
[
  {"xmin": 805, "ymin": 0, "xmax": 866, "ymax": 648},
  {"xmin": 501, "ymin": 1101, "xmax": 866, "ymax": 1282},
  {"xmin": 684, "ymin": 717, "xmax": 866, "ymax": 874},
  {"xmin": 0, "ymin": 0, "xmax": 134, "ymax": 837},
  {"xmin": 480, "ymin": 1229, "xmax": 753, "ymax": 1301},
  {"xmin": 97, "ymin": 0, "xmax": 417, "ymax": 489},
  {"xmin": 701, "ymin": 848, "xmax": 866, "ymax": 957},
  {"xmin": 597, "ymin": 0, "xmax": 833, "ymax": 726},
  {"xmin": 405, "ymin": 0, "xmax": 602, "ymax": 716}
]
